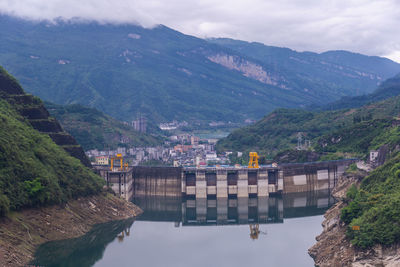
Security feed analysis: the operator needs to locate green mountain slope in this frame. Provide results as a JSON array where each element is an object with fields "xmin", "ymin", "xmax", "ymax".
[
  {"xmin": 313, "ymin": 73, "xmax": 400, "ymax": 111},
  {"xmin": 217, "ymin": 93, "xmax": 400, "ymax": 160},
  {"xmin": 341, "ymin": 152, "xmax": 400, "ymax": 249},
  {"xmin": 1, "ymin": 15, "xmax": 400, "ymax": 123},
  {"xmin": 0, "ymin": 66, "xmax": 92, "ymax": 167},
  {"xmin": 0, "ymin": 68, "xmax": 103, "ymax": 215},
  {"xmin": 208, "ymin": 38, "xmax": 400, "ymax": 97},
  {"xmin": 45, "ymin": 102, "xmax": 163, "ymax": 150}
]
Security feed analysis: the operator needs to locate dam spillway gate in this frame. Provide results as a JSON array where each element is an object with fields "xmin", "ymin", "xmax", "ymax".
[{"xmin": 94, "ymin": 159, "xmax": 356, "ymax": 200}]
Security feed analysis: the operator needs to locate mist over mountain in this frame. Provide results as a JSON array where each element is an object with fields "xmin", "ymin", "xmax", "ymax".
[{"xmin": 1, "ymin": 15, "xmax": 400, "ymax": 123}]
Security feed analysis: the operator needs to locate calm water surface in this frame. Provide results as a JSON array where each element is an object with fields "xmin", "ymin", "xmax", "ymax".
[{"xmin": 32, "ymin": 192, "xmax": 332, "ymax": 267}]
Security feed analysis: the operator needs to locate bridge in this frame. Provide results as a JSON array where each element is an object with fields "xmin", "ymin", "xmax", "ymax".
[{"xmin": 93, "ymin": 159, "xmax": 356, "ymax": 201}]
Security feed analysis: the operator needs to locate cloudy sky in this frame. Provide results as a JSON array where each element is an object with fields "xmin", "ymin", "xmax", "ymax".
[{"xmin": 1, "ymin": 0, "xmax": 400, "ymax": 62}]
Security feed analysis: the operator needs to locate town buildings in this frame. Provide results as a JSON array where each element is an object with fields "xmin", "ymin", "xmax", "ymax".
[{"xmin": 87, "ymin": 134, "xmax": 230, "ymax": 167}]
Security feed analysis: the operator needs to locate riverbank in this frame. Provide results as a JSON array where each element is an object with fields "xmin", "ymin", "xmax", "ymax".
[
  {"xmin": 0, "ymin": 193, "xmax": 142, "ymax": 266},
  {"xmin": 309, "ymin": 171, "xmax": 400, "ymax": 266}
]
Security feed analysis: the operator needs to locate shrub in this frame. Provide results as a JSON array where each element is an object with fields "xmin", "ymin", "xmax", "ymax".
[{"xmin": 341, "ymin": 153, "xmax": 400, "ymax": 248}]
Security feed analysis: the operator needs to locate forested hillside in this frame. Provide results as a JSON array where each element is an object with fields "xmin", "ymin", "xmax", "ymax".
[
  {"xmin": 0, "ymin": 67, "xmax": 103, "ymax": 216},
  {"xmin": 217, "ymin": 87, "xmax": 400, "ymax": 162},
  {"xmin": 314, "ymin": 73, "xmax": 400, "ymax": 111},
  {"xmin": 1, "ymin": 15, "xmax": 400, "ymax": 123},
  {"xmin": 45, "ymin": 102, "xmax": 163, "ymax": 150},
  {"xmin": 341, "ymin": 152, "xmax": 400, "ymax": 249}
]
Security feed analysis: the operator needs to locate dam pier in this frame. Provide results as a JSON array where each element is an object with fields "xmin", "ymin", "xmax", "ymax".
[{"xmin": 94, "ymin": 159, "xmax": 355, "ymax": 200}]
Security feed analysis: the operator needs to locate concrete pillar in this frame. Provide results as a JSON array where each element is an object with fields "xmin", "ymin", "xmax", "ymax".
[
  {"xmin": 181, "ymin": 171, "xmax": 186, "ymax": 195},
  {"xmin": 217, "ymin": 198, "xmax": 228, "ymax": 223},
  {"xmin": 258, "ymin": 169, "xmax": 269, "ymax": 197},
  {"xmin": 196, "ymin": 170, "xmax": 207, "ymax": 199},
  {"xmin": 278, "ymin": 170, "xmax": 284, "ymax": 192},
  {"xmin": 216, "ymin": 169, "xmax": 228, "ymax": 198},
  {"xmin": 237, "ymin": 169, "xmax": 248, "ymax": 198}
]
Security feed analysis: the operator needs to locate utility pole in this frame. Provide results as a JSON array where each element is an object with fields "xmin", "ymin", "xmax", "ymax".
[{"xmin": 297, "ymin": 132, "xmax": 303, "ymax": 150}]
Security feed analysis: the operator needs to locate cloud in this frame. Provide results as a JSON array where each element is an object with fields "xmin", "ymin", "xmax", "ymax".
[{"xmin": 1, "ymin": 0, "xmax": 399, "ymax": 62}]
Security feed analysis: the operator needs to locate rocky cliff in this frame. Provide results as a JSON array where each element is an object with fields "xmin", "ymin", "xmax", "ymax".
[
  {"xmin": 309, "ymin": 171, "xmax": 400, "ymax": 266},
  {"xmin": 0, "ymin": 194, "xmax": 142, "ymax": 266}
]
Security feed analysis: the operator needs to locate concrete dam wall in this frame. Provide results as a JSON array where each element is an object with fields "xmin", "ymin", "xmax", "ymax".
[
  {"xmin": 129, "ymin": 159, "xmax": 355, "ymax": 199},
  {"xmin": 132, "ymin": 166, "xmax": 182, "ymax": 197}
]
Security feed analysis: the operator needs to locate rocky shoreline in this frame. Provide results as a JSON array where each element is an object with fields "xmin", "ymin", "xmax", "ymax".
[
  {"xmin": 309, "ymin": 171, "xmax": 400, "ymax": 267},
  {"xmin": 0, "ymin": 193, "xmax": 142, "ymax": 266}
]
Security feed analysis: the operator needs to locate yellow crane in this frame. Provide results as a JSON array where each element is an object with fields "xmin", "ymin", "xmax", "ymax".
[
  {"xmin": 248, "ymin": 152, "xmax": 265, "ymax": 240},
  {"xmin": 110, "ymin": 153, "xmax": 128, "ymax": 171},
  {"xmin": 248, "ymin": 152, "xmax": 259, "ymax": 168}
]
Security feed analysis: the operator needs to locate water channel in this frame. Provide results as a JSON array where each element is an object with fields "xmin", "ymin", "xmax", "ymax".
[{"xmin": 31, "ymin": 190, "xmax": 333, "ymax": 267}]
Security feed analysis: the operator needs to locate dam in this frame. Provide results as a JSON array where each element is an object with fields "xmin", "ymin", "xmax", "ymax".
[
  {"xmin": 94, "ymin": 159, "xmax": 355, "ymax": 200},
  {"xmin": 39, "ymin": 157, "xmax": 355, "ymax": 267}
]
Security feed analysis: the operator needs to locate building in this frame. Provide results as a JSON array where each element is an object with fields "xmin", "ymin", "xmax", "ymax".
[
  {"xmin": 117, "ymin": 147, "xmax": 126, "ymax": 157},
  {"xmin": 95, "ymin": 156, "xmax": 109, "ymax": 165},
  {"xmin": 206, "ymin": 153, "xmax": 218, "ymax": 161},
  {"xmin": 132, "ymin": 116, "xmax": 147, "ymax": 133},
  {"xmin": 174, "ymin": 144, "xmax": 192, "ymax": 153},
  {"xmin": 191, "ymin": 136, "xmax": 200, "ymax": 145},
  {"xmin": 370, "ymin": 150, "xmax": 379, "ymax": 162}
]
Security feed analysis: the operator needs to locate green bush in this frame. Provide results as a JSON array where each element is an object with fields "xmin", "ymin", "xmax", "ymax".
[
  {"xmin": 346, "ymin": 163, "xmax": 358, "ymax": 174},
  {"xmin": 341, "ymin": 153, "xmax": 400, "ymax": 248}
]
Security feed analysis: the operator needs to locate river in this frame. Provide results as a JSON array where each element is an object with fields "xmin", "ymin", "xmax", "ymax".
[{"xmin": 31, "ymin": 191, "xmax": 332, "ymax": 267}]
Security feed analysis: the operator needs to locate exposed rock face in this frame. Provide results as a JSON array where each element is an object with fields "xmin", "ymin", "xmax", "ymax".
[
  {"xmin": 0, "ymin": 194, "xmax": 142, "ymax": 266},
  {"xmin": 0, "ymin": 68, "xmax": 92, "ymax": 167},
  {"xmin": 309, "ymin": 172, "xmax": 400, "ymax": 267},
  {"xmin": 207, "ymin": 53, "xmax": 288, "ymax": 88}
]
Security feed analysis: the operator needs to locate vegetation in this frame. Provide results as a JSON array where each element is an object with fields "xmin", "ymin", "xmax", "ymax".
[
  {"xmin": 0, "ymin": 66, "xmax": 105, "ymax": 216},
  {"xmin": 315, "ymin": 119, "xmax": 393, "ymax": 155},
  {"xmin": 272, "ymin": 149, "xmax": 320, "ymax": 163},
  {"xmin": 0, "ymin": 99, "xmax": 104, "ymax": 213},
  {"xmin": 217, "ymin": 108, "xmax": 353, "ymax": 159},
  {"xmin": 341, "ymin": 153, "xmax": 400, "ymax": 248},
  {"xmin": 1, "ymin": 15, "xmax": 400, "ymax": 123},
  {"xmin": 314, "ymin": 73, "xmax": 400, "ymax": 111},
  {"xmin": 45, "ymin": 102, "xmax": 163, "ymax": 150},
  {"xmin": 217, "ymin": 91, "xmax": 400, "ymax": 162}
]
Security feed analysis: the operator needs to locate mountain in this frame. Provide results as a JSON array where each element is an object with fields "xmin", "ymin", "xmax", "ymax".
[
  {"xmin": 208, "ymin": 38, "xmax": 400, "ymax": 96},
  {"xmin": 312, "ymin": 73, "xmax": 400, "ymax": 111},
  {"xmin": 0, "ymin": 66, "xmax": 91, "ymax": 167},
  {"xmin": 217, "ymin": 91, "xmax": 400, "ymax": 160},
  {"xmin": 1, "ymin": 15, "xmax": 400, "ymax": 123},
  {"xmin": 0, "ymin": 66, "xmax": 103, "ymax": 215},
  {"xmin": 45, "ymin": 102, "xmax": 164, "ymax": 150}
]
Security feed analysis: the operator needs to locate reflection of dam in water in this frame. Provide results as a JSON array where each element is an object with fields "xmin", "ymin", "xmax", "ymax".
[{"xmin": 132, "ymin": 190, "xmax": 335, "ymax": 226}]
